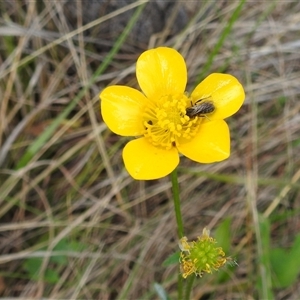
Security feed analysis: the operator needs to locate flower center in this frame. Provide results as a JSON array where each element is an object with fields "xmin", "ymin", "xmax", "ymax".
[{"xmin": 143, "ymin": 94, "xmax": 201, "ymax": 150}]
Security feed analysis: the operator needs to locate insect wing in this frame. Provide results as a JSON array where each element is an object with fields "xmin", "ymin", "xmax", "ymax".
[{"xmin": 186, "ymin": 101, "xmax": 215, "ymax": 118}]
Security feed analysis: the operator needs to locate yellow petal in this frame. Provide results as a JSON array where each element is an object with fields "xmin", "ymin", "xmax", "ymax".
[
  {"xmin": 191, "ymin": 73, "xmax": 245, "ymax": 120},
  {"xmin": 136, "ymin": 47, "xmax": 187, "ymax": 100},
  {"xmin": 177, "ymin": 120, "xmax": 230, "ymax": 163},
  {"xmin": 100, "ymin": 86, "xmax": 148, "ymax": 136},
  {"xmin": 123, "ymin": 138, "xmax": 179, "ymax": 180}
]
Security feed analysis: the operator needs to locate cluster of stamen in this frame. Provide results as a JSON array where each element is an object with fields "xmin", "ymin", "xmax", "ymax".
[
  {"xmin": 179, "ymin": 229, "xmax": 228, "ymax": 279},
  {"xmin": 143, "ymin": 94, "xmax": 201, "ymax": 150}
]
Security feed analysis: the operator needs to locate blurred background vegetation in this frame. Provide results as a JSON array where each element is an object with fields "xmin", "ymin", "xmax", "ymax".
[{"xmin": 1, "ymin": 0, "xmax": 300, "ymax": 299}]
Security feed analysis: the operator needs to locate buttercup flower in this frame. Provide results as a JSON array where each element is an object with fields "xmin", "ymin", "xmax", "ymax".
[
  {"xmin": 179, "ymin": 228, "xmax": 227, "ymax": 278},
  {"xmin": 100, "ymin": 47, "xmax": 245, "ymax": 180}
]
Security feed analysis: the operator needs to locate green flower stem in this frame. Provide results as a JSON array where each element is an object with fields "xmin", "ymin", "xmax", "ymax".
[
  {"xmin": 177, "ymin": 273, "xmax": 183, "ymax": 300},
  {"xmin": 171, "ymin": 168, "xmax": 185, "ymax": 299},
  {"xmin": 184, "ymin": 274, "xmax": 195, "ymax": 300},
  {"xmin": 171, "ymin": 168, "xmax": 184, "ymax": 238}
]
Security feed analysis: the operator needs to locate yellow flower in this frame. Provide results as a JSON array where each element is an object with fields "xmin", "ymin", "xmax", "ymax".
[
  {"xmin": 100, "ymin": 47, "xmax": 245, "ymax": 180},
  {"xmin": 179, "ymin": 228, "xmax": 228, "ymax": 278}
]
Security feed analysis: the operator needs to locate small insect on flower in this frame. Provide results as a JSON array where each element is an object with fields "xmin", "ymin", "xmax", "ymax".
[{"xmin": 186, "ymin": 98, "xmax": 215, "ymax": 118}]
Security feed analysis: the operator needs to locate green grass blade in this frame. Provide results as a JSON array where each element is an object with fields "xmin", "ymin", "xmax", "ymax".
[
  {"xmin": 194, "ymin": 0, "xmax": 246, "ymax": 85},
  {"xmin": 257, "ymin": 215, "xmax": 274, "ymax": 300}
]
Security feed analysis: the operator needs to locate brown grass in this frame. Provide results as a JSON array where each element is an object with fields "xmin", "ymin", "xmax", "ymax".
[{"xmin": 1, "ymin": 1, "xmax": 300, "ymax": 299}]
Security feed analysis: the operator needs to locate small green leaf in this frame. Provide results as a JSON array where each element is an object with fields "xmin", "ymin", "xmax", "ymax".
[
  {"xmin": 23, "ymin": 257, "xmax": 43, "ymax": 278},
  {"xmin": 162, "ymin": 252, "xmax": 180, "ymax": 267},
  {"xmin": 214, "ymin": 217, "xmax": 232, "ymax": 252},
  {"xmin": 271, "ymin": 234, "xmax": 300, "ymax": 288},
  {"xmin": 44, "ymin": 269, "xmax": 60, "ymax": 283},
  {"xmin": 290, "ymin": 234, "xmax": 300, "ymax": 257},
  {"xmin": 23, "ymin": 257, "xmax": 60, "ymax": 283}
]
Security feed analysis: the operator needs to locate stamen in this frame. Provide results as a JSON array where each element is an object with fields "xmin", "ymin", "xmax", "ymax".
[{"xmin": 143, "ymin": 94, "xmax": 201, "ymax": 149}]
